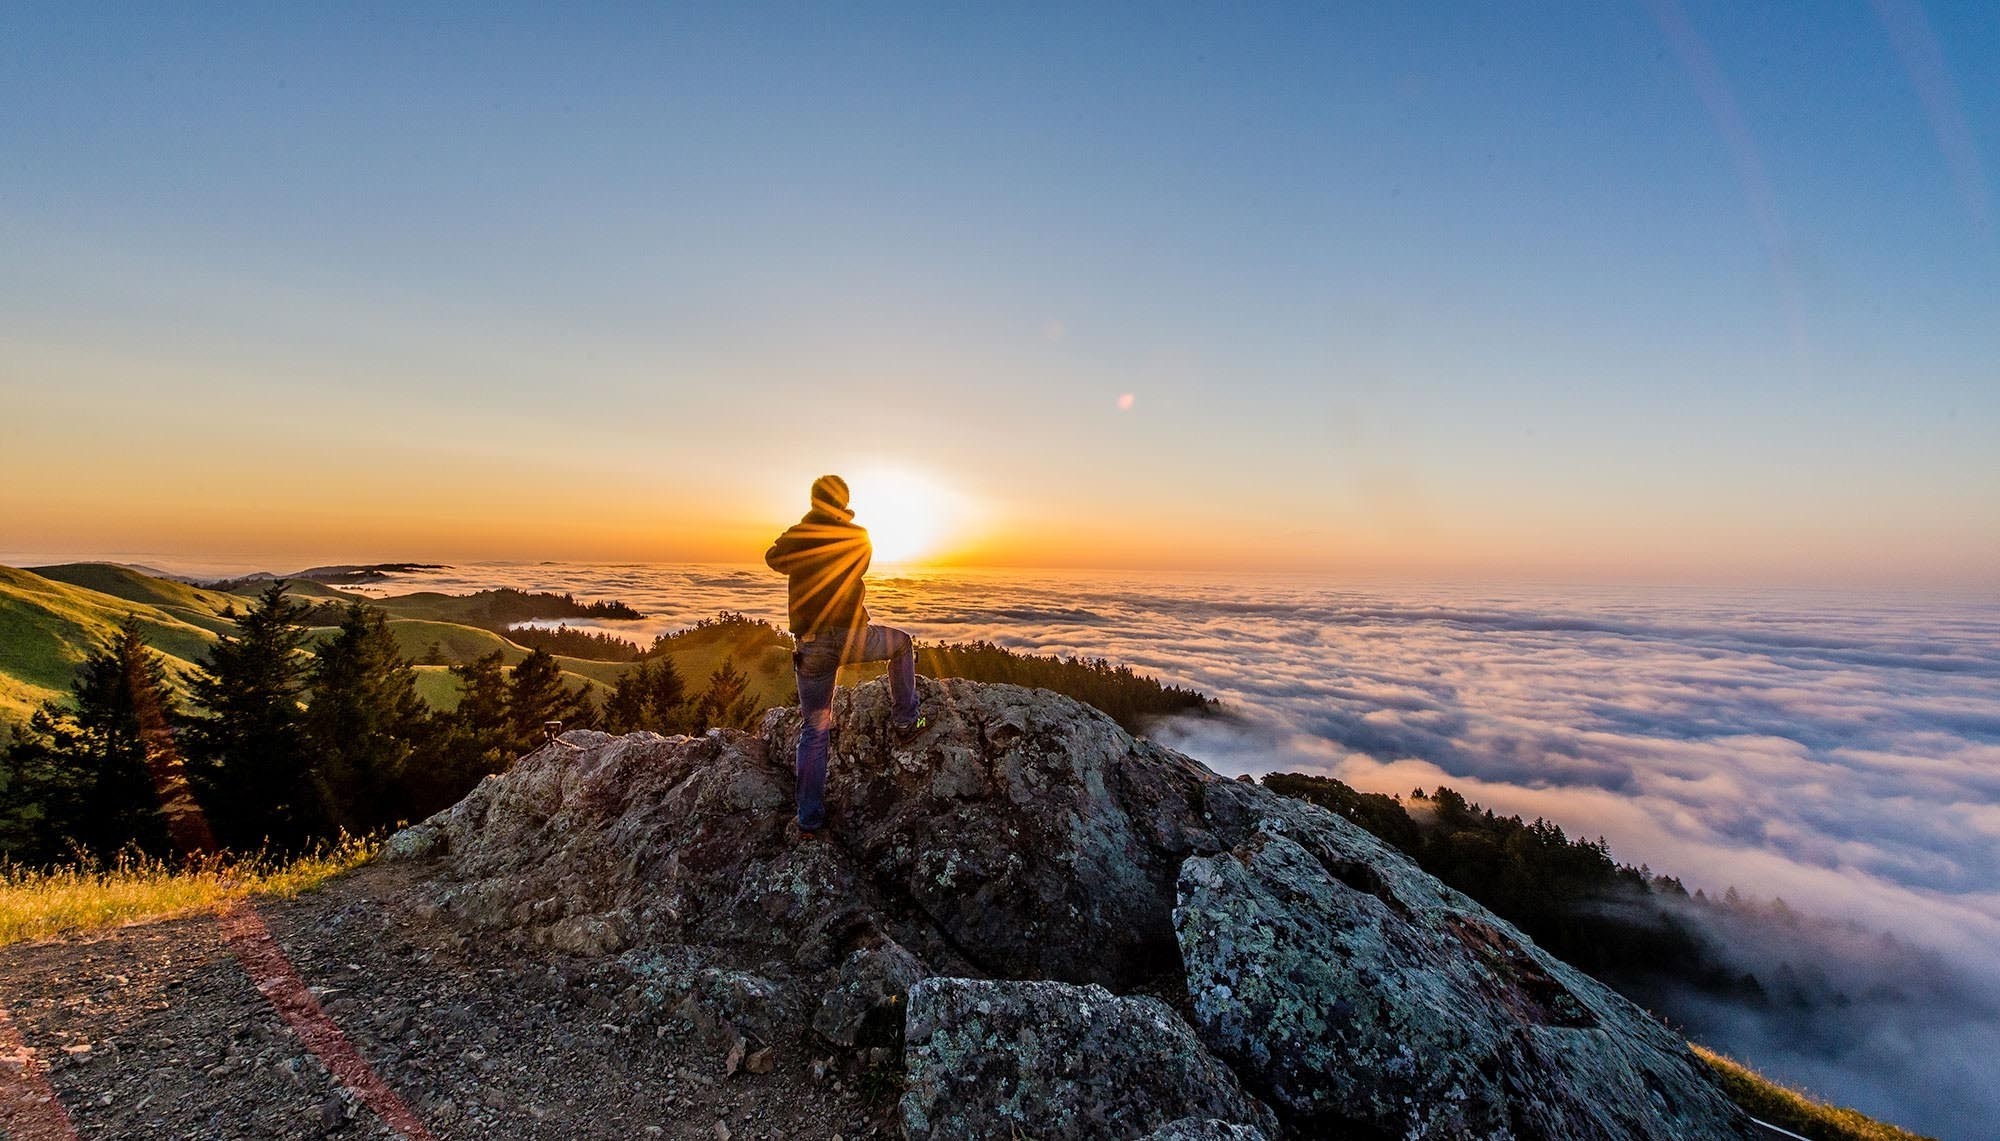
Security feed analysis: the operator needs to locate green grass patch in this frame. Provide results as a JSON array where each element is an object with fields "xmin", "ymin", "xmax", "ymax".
[
  {"xmin": 386, "ymin": 618, "xmax": 522, "ymax": 665},
  {"xmin": 0, "ymin": 836, "xmax": 378, "ymax": 947},
  {"xmin": 1693, "ymin": 1044, "xmax": 1932, "ymax": 1141},
  {"xmin": 411, "ymin": 665, "xmax": 464, "ymax": 711}
]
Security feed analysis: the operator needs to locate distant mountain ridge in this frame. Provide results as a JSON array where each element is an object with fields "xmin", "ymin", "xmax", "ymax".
[{"xmin": 204, "ymin": 563, "xmax": 452, "ymax": 587}]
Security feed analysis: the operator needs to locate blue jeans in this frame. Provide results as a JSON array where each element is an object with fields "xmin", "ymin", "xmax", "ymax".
[{"xmin": 793, "ymin": 624, "xmax": 920, "ymax": 830}]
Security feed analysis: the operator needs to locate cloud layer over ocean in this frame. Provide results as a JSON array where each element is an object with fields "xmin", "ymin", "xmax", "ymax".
[{"xmin": 347, "ymin": 563, "xmax": 1999, "ymax": 1136}]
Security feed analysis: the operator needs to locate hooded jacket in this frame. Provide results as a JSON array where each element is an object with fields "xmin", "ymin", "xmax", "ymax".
[{"xmin": 764, "ymin": 505, "xmax": 872, "ymax": 635}]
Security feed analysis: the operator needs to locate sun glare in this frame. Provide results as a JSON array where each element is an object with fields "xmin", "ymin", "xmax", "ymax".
[{"xmin": 849, "ymin": 468, "xmax": 964, "ymax": 566}]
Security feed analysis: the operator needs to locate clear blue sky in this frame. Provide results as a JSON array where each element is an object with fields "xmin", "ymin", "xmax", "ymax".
[{"xmin": 3, "ymin": 2, "xmax": 1995, "ymax": 583}]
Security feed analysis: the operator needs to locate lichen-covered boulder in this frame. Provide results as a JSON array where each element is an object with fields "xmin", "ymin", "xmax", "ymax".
[
  {"xmin": 1175, "ymin": 807, "xmax": 1757, "ymax": 1139},
  {"xmin": 899, "ymin": 978, "xmax": 1277, "ymax": 1140},
  {"xmin": 812, "ymin": 938, "xmax": 928, "ymax": 1047}
]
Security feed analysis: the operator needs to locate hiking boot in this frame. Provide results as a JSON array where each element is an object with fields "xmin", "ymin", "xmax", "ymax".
[
  {"xmin": 788, "ymin": 818, "xmax": 824, "ymax": 843},
  {"xmin": 892, "ymin": 713, "xmax": 929, "ymax": 745}
]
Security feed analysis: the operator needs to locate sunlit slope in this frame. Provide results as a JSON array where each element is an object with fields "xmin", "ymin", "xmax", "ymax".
[
  {"xmin": 25, "ymin": 563, "xmax": 257, "ymax": 636},
  {"xmin": 0, "ymin": 566, "xmax": 218, "ymax": 724},
  {"xmin": 664, "ymin": 621, "xmax": 796, "ymax": 708},
  {"xmin": 385, "ymin": 619, "xmax": 521, "ymax": 664}
]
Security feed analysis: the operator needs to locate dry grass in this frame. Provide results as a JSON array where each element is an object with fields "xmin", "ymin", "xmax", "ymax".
[
  {"xmin": 0, "ymin": 836, "xmax": 376, "ymax": 947},
  {"xmin": 1694, "ymin": 1044, "xmax": 1935, "ymax": 1141}
]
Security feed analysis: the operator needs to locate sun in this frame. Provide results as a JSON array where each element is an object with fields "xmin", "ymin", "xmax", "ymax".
[{"xmin": 848, "ymin": 467, "xmax": 964, "ymax": 566}]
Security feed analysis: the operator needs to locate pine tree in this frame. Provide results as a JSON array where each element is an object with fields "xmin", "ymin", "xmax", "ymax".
[
  {"xmin": 506, "ymin": 647, "xmax": 573, "ymax": 749},
  {"xmin": 306, "ymin": 603, "xmax": 432, "ymax": 833},
  {"xmin": 0, "ymin": 618, "xmax": 177, "ymax": 863},
  {"xmin": 645, "ymin": 655, "xmax": 690, "ymax": 732},
  {"xmin": 409, "ymin": 651, "xmax": 513, "ymax": 816},
  {"xmin": 602, "ymin": 661, "xmax": 651, "ymax": 734},
  {"xmin": 694, "ymin": 657, "xmax": 759, "ymax": 730},
  {"xmin": 184, "ymin": 583, "xmax": 319, "ymax": 850},
  {"xmin": 656, "ymin": 648, "xmax": 696, "ymax": 720},
  {"xmin": 453, "ymin": 651, "xmax": 511, "ymax": 747}
]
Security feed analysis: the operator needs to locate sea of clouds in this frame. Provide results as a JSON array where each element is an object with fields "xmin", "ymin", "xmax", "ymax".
[{"xmin": 346, "ymin": 563, "xmax": 1999, "ymax": 1136}]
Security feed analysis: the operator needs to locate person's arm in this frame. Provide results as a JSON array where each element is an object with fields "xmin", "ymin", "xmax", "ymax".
[{"xmin": 765, "ymin": 529, "xmax": 800, "ymax": 573}]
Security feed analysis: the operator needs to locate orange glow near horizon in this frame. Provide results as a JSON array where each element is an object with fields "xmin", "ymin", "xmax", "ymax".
[{"xmin": 840, "ymin": 466, "xmax": 973, "ymax": 567}]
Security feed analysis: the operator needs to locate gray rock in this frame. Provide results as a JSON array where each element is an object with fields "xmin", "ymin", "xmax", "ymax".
[
  {"xmin": 811, "ymin": 938, "xmax": 928, "ymax": 1047},
  {"xmin": 380, "ymin": 821, "xmax": 444, "ymax": 860},
  {"xmin": 899, "ymin": 977, "xmax": 1277, "ymax": 1141},
  {"xmin": 1141, "ymin": 1119, "xmax": 1270, "ymax": 1141},
  {"xmin": 1175, "ymin": 809, "xmax": 1757, "ymax": 1139},
  {"xmin": 413, "ymin": 679, "xmax": 1233, "ymax": 988}
]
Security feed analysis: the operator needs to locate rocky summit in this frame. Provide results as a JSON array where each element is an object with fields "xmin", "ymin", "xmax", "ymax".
[{"xmin": 386, "ymin": 676, "xmax": 1755, "ymax": 1140}]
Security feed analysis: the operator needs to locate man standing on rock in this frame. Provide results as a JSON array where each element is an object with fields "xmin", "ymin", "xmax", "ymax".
[{"xmin": 765, "ymin": 474, "xmax": 926, "ymax": 837}]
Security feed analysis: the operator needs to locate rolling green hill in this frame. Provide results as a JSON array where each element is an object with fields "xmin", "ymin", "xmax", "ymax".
[
  {"xmin": 25, "ymin": 564, "xmax": 262, "ymax": 636},
  {"xmin": 661, "ymin": 621, "xmax": 797, "ymax": 708},
  {"xmin": 0, "ymin": 564, "xmax": 789, "ymax": 730},
  {"xmin": 0, "ymin": 566, "xmax": 219, "ymax": 725}
]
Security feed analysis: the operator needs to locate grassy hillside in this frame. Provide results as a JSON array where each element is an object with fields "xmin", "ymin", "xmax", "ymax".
[
  {"xmin": 25, "ymin": 564, "xmax": 259, "ymax": 636},
  {"xmin": 0, "ymin": 566, "xmax": 219, "ymax": 726},
  {"xmin": 0, "ymin": 565, "xmax": 639, "ymax": 729},
  {"xmin": 370, "ymin": 590, "xmax": 519, "ymax": 623},
  {"xmin": 387, "ymin": 619, "xmax": 521, "ymax": 664},
  {"xmin": 1693, "ymin": 1046, "xmax": 1932, "ymax": 1141},
  {"xmin": 665, "ymin": 621, "xmax": 797, "ymax": 708},
  {"xmin": 7, "ymin": 564, "xmax": 1120, "ymax": 733}
]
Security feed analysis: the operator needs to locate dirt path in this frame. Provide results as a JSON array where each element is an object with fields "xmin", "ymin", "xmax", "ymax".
[{"xmin": 0, "ymin": 860, "xmax": 896, "ymax": 1140}]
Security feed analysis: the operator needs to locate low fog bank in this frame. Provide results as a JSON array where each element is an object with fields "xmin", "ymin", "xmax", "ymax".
[
  {"xmin": 350, "ymin": 563, "xmax": 2000, "ymax": 1135},
  {"xmin": 1634, "ymin": 897, "xmax": 2000, "ymax": 1140}
]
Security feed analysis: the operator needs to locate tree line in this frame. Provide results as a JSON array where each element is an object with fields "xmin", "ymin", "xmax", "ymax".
[
  {"xmin": 0, "ymin": 585, "xmax": 757, "ymax": 864},
  {"xmin": 914, "ymin": 640, "xmax": 1214, "ymax": 733}
]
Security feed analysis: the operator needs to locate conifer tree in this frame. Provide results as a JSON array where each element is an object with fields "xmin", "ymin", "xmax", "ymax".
[
  {"xmin": 602, "ymin": 661, "xmax": 652, "ymax": 734},
  {"xmin": 0, "ymin": 618, "xmax": 176, "ymax": 863},
  {"xmin": 603, "ymin": 655, "xmax": 692, "ymax": 735},
  {"xmin": 410, "ymin": 651, "xmax": 513, "ymax": 815},
  {"xmin": 645, "ymin": 654, "xmax": 691, "ymax": 732},
  {"xmin": 306, "ymin": 603, "xmax": 432, "ymax": 833},
  {"xmin": 694, "ymin": 657, "xmax": 759, "ymax": 730},
  {"xmin": 506, "ymin": 647, "xmax": 574, "ymax": 748},
  {"xmin": 184, "ymin": 583, "xmax": 318, "ymax": 849}
]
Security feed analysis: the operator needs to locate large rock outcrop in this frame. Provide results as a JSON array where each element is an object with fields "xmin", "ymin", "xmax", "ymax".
[{"xmin": 390, "ymin": 677, "xmax": 1754, "ymax": 1140}]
